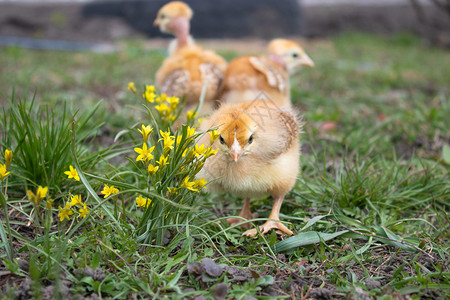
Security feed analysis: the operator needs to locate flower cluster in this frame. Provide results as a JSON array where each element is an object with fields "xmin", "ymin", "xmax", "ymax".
[
  {"xmin": 140, "ymin": 84, "xmax": 180, "ymax": 122},
  {"xmin": 58, "ymin": 194, "xmax": 90, "ymax": 221}
]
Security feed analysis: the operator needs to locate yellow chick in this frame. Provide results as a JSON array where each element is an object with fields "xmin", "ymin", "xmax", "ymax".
[
  {"xmin": 218, "ymin": 39, "xmax": 313, "ymax": 107},
  {"xmin": 154, "ymin": 1, "xmax": 227, "ymax": 115},
  {"xmin": 198, "ymin": 100, "xmax": 301, "ymax": 237}
]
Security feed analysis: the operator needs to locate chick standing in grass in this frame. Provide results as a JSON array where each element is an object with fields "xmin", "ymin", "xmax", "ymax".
[
  {"xmin": 198, "ymin": 100, "xmax": 301, "ymax": 237},
  {"xmin": 218, "ymin": 39, "xmax": 314, "ymax": 107},
  {"xmin": 154, "ymin": 1, "xmax": 227, "ymax": 115}
]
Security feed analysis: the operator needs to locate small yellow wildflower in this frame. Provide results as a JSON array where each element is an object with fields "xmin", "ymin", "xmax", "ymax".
[
  {"xmin": 0, "ymin": 164, "xmax": 10, "ymax": 180},
  {"xmin": 128, "ymin": 82, "xmax": 137, "ymax": 94},
  {"xmin": 159, "ymin": 130, "xmax": 175, "ymax": 152},
  {"xmin": 135, "ymin": 143, "xmax": 155, "ymax": 163},
  {"xmin": 79, "ymin": 203, "xmax": 89, "ymax": 219},
  {"xmin": 101, "ymin": 184, "xmax": 119, "ymax": 198},
  {"xmin": 147, "ymin": 164, "xmax": 159, "ymax": 174},
  {"xmin": 28, "ymin": 186, "xmax": 48, "ymax": 205},
  {"xmin": 186, "ymin": 126, "xmax": 197, "ymax": 138},
  {"xmin": 64, "ymin": 165, "xmax": 80, "ymax": 181},
  {"xmin": 197, "ymin": 117, "xmax": 205, "ymax": 124},
  {"xmin": 45, "ymin": 198, "xmax": 54, "ymax": 209},
  {"xmin": 194, "ymin": 178, "xmax": 208, "ymax": 190},
  {"xmin": 167, "ymin": 187, "xmax": 178, "ymax": 196},
  {"xmin": 138, "ymin": 124, "xmax": 153, "ymax": 141},
  {"xmin": 136, "ymin": 195, "xmax": 151, "ymax": 208},
  {"xmin": 4, "ymin": 149, "xmax": 12, "ymax": 168},
  {"xmin": 70, "ymin": 195, "xmax": 83, "ymax": 207},
  {"xmin": 167, "ymin": 96, "xmax": 179, "ymax": 109},
  {"xmin": 58, "ymin": 202, "xmax": 73, "ymax": 221},
  {"xmin": 186, "ymin": 110, "xmax": 197, "ymax": 120},
  {"xmin": 203, "ymin": 146, "xmax": 218, "ymax": 158},
  {"xmin": 27, "ymin": 190, "xmax": 37, "ymax": 204},
  {"xmin": 155, "ymin": 103, "xmax": 171, "ymax": 115},
  {"xmin": 167, "ymin": 114, "xmax": 177, "ymax": 122},
  {"xmin": 182, "ymin": 147, "xmax": 193, "ymax": 159},
  {"xmin": 157, "ymin": 155, "xmax": 169, "ymax": 167},
  {"xmin": 180, "ymin": 176, "xmax": 199, "ymax": 192},
  {"xmin": 194, "ymin": 144, "xmax": 206, "ymax": 157},
  {"xmin": 143, "ymin": 85, "xmax": 156, "ymax": 103},
  {"xmin": 209, "ymin": 130, "xmax": 220, "ymax": 143}
]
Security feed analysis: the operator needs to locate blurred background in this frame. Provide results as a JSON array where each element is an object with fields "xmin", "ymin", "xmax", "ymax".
[{"xmin": 0, "ymin": 0, "xmax": 449, "ymax": 49}]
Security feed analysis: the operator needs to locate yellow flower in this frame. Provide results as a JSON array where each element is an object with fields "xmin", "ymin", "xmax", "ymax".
[
  {"xmin": 28, "ymin": 186, "xmax": 48, "ymax": 205},
  {"xmin": 186, "ymin": 110, "xmax": 197, "ymax": 120},
  {"xmin": 209, "ymin": 130, "xmax": 220, "ymax": 143},
  {"xmin": 101, "ymin": 184, "xmax": 119, "ymax": 198},
  {"xmin": 143, "ymin": 85, "xmax": 156, "ymax": 103},
  {"xmin": 194, "ymin": 178, "xmax": 208, "ymax": 190},
  {"xmin": 79, "ymin": 203, "xmax": 89, "ymax": 218},
  {"xmin": 138, "ymin": 124, "xmax": 153, "ymax": 141},
  {"xmin": 180, "ymin": 176, "xmax": 199, "ymax": 192},
  {"xmin": 159, "ymin": 130, "xmax": 175, "ymax": 152},
  {"xmin": 135, "ymin": 143, "xmax": 155, "ymax": 163},
  {"xmin": 4, "ymin": 149, "xmax": 12, "ymax": 168},
  {"xmin": 0, "ymin": 164, "xmax": 10, "ymax": 181},
  {"xmin": 27, "ymin": 190, "xmax": 36, "ymax": 204},
  {"xmin": 64, "ymin": 165, "xmax": 80, "ymax": 181},
  {"xmin": 136, "ymin": 195, "xmax": 151, "ymax": 208},
  {"xmin": 167, "ymin": 187, "xmax": 178, "ymax": 196},
  {"xmin": 45, "ymin": 198, "xmax": 54, "ymax": 209},
  {"xmin": 157, "ymin": 155, "xmax": 169, "ymax": 167},
  {"xmin": 58, "ymin": 202, "xmax": 73, "ymax": 221},
  {"xmin": 186, "ymin": 126, "xmax": 197, "ymax": 138},
  {"xmin": 167, "ymin": 96, "xmax": 179, "ymax": 109},
  {"xmin": 155, "ymin": 103, "xmax": 171, "ymax": 115},
  {"xmin": 182, "ymin": 147, "xmax": 193, "ymax": 159},
  {"xmin": 167, "ymin": 114, "xmax": 177, "ymax": 122},
  {"xmin": 194, "ymin": 144, "xmax": 206, "ymax": 157},
  {"xmin": 128, "ymin": 82, "xmax": 137, "ymax": 94},
  {"xmin": 147, "ymin": 164, "xmax": 159, "ymax": 174},
  {"xmin": 70, "ymin": 195, "xmax": 83, "ymax": 207},
  {"xmin": 203, "ymin": 146, "xmax": 218, "ymax": 158}
]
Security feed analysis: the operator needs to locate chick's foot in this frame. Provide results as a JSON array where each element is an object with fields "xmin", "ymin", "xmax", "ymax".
[
  {"xmin": 227, "ymin": 212, "xmax": 257, "ymax": 229},
  {"xmin": 242, "ymin": 220, "xmax": 293, "ymax": 238}
]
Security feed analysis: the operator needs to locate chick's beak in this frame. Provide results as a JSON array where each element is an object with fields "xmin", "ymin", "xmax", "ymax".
[
  {"xmin": 300, "ymin": 54, "xmax": 314, "ymax": 67},
  {"xmin": 230, "ymin": 139, "xmax": 243, "ymax": 162},
  {"xmin": 153, "ymin": 19, "xmax": 160, "ymax": 27}
]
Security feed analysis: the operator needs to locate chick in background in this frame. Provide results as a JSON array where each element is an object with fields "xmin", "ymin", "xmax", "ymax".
[
  {"xmin": 154, "ymin": 1, "xmax": 227, "ymax": 116},
  {"xmin": 198, "ymin": 100, "xmax": 301, "ymax": 237},
  {"xmin": 218, "ymin": 39, "xmax": 314, "ymax": 107}
]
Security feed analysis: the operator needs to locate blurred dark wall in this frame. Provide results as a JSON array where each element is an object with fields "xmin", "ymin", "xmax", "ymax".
[{"xmin": 81, "ymin": 0, "xmax": 302, "ymax": 39}]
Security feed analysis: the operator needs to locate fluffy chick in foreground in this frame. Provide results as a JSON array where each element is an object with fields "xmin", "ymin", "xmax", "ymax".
[
  {"xmin": 154, "ymin": 1, "xmax": 227, "ymax": 115},
  {"xmin": 218, "ymin": 39, "xmax": 313, "ymax": 107},
  {"xmin": 198, "ymin": 100, "xmax": 301, "ymax": 237}
]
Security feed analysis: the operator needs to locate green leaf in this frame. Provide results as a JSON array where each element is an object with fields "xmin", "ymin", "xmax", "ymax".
[
  {"xmin": 373, "ymin": 226, "xmax": 417, "ymax": 252},
  {"xmin": 272, "ymin": 230, "xmax": 348, "ymax": 252},
  {"xmin": 256, "ymin": 275, "xmax": 274, "ymax": 286},
  {"xmin": 442, "ymin": 144, "xmax": 450, "ymax": 164},
  {"xmin": 300, "ymin": 215, "xmax": 328, "ymax": 232}
]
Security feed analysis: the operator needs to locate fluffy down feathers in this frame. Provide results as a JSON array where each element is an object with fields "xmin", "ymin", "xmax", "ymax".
[
  {"xmin": 155, "ymin": 46, "xmax": 227, "ymax": 112},
  {"xmin": 218, "ymin": 39, "xmax": 313, "ymax": 108}
]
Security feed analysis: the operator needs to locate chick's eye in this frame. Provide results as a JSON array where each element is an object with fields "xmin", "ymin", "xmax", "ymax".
[
  {"xmin": 292, "ymin": 53, "xmax": 298, "ymax": 58},
  {"xmin": 160, "ymin": 13, "xmax": 165, "ymax": 19},
  {"xmin": 219, "ymin": 136, "xmax": 225, "ymax": 145},
  {"xmin": 248, "ymin": 134, "xmax": 254, "ymax": 144}
]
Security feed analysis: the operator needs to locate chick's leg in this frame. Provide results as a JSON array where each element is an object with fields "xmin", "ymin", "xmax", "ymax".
[
  {"xmin": 243, "ymin": 196, "xmax": 293, "ymax": 237},
  {"xmin": 227, "ymin": 198, "xmax": 256, "ymax": 229}
]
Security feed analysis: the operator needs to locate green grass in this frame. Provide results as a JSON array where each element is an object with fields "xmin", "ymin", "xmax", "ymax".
[{"xmin": 0, "ymin": 33, "xmax": 449, "ymax": 299}]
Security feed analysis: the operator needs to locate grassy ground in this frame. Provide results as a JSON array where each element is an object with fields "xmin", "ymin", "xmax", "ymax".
[{"xmin": 0, "ymin": 33, "xmax": 449, "ymax": 299}]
